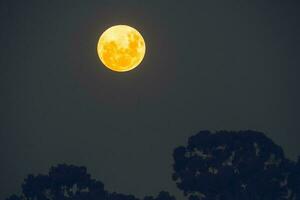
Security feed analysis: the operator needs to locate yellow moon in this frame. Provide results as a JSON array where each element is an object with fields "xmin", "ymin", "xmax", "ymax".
[{"xmin": 97, "ymin": 25, "xmax": 146, "ymax": 72}]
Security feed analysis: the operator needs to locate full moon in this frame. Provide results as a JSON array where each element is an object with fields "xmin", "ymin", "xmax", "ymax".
[{"xmin": 97, "ymin": 25, "xmax": 146, "ymax": 72}]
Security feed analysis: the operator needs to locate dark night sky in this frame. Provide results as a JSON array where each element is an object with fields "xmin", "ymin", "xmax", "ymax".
[{"xmin": 1, "ymin": 0, "xmax": 300, "ymax": 199}]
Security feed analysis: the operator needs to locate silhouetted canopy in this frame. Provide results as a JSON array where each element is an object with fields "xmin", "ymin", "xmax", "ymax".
[
  {"xmin": 6, "ymin": 164, "xmax": 176, "ymax": 200},
  {"xmin": 7, "ymin": 164, "xmax": 107, "ymax": 200},
  {"xmin": 172, "ymin": 130, "xmax": 299, "ymax": 200},
  {"xmin": 143, "ymin": 191, "xmax": 176, "ymax": 200},
  {"xmin": 6, "ymin": 130, "xmax": 300, "ymax": 200}
]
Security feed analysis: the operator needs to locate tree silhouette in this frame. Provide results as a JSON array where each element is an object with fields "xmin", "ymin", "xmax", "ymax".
[
  {"xmin": 6, "ymin": 130, "xmax": 300, "ymax": 200},
  {"xmin": 7, "ymin": 164, "xmax": 107, "ymax": 200},
  {"xmin": 172, "ymin": 130, "xmax": 299, "ymax": 200},
  {"xmin": 6, "ymin": 164, "xmax": 176, "ymax": 200},
  {"xmin": 108, "ymin": 192, "xmax": 139, "ymax": 200},
  {"xmin": 288, "ymin": 157, "xmax": 300, "ymax": 199},
  {"xmin": 143, "ymin": 191, "xmax": 176, "ymax": 200}
]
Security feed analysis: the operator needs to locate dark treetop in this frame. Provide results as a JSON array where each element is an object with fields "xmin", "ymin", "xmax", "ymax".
[
  {"xmin": 7, "ymin": 130, "xmax": 300, "ymax": 200},
  {"xmin": 6, "ymin": 164, "xmax": 175, "ymax": 200},
  {"xmin": 173, "ymin": 130, "xmax": 300, "ymax": 200}
]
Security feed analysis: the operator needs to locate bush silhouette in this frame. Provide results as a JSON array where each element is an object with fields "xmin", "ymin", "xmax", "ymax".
[{"xmin": 172, "ymin": 130, "xmax": 299, "ymax": 200}]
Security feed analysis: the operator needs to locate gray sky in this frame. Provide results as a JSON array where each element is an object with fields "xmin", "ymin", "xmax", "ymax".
[{"xmin": 1, "ymin": 0, "xmax": 300, "ymax": 199}]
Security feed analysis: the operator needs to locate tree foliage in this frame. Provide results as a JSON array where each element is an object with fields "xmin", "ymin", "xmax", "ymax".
[
  {"xmin": 172, "ymin": 130, "xmax": 299, "ymax": 200},
  {"xmin": 143, "ymin": 191, "xmax": 176, "ymax": 200},
  {"xmin": 6, "ymin": 164, "xmax": 174, "ymax": 200},
  {"xmin": 7, "ymin": 164, "xmax": 107, "ymax": 200},
  {"xmin": 6, "ymin": 130, "xmax": 300, "ymax": 200}
]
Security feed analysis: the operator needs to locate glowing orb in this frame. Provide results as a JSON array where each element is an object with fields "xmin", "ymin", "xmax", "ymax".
[{"xmin": 97, "ymin": 25, "xmax": 146, "ymax": 72}]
